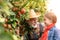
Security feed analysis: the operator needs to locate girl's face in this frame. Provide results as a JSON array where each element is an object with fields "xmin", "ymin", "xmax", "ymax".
[{"xmin": 44, "ymin": 16, "xmax": 52, "ymax": 26}]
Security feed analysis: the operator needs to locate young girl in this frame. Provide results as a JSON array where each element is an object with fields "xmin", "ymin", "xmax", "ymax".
[{"xmin": 39, "ymin": 11, "xmax": 59, "ymax": 40}]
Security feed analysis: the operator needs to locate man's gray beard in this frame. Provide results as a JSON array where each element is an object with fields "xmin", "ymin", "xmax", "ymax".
[{"xmin": 31, "ymin": 22, "xmax": 39, "ymax": 28}]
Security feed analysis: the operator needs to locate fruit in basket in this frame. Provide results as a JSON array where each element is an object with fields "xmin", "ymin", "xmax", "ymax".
[
  {"xmin": 8, "ymin": 24, "xmax": 12, "ymax": 29},
  {"xmin": 3, "ymin": 24, "xmax": 8, "ymax": 28},
  {"xmin": 20, "ymin": 8, "xmax": 26, "ymax": 14},
  {"xmin": 12, "ymin": 7, "xmax": 19, "ymax": 11},
  {"xmin": 18, "ymin": 8, "xmax": 26, "ymax": 14},
  {"xmin": 5, "ymin": 18, "xmax": 8, "ymax": 22}
]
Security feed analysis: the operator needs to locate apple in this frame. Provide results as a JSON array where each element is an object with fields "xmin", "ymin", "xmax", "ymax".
[
  {"xmin": 20, "ymin": 8, "xmax": 26, "ymax": 14},
  {"xmin": 8, "ymin": 24, "xmax": 12, "ymax": 29},
  {"xmin": 3, "ymin": 24, "xmax": 8, "ymax": 28},
  {"xmin": 5, "ymin": 18, "xmax": 8, "ymax": 22},
  {"xmin": 12, "ymin": 7, "xmax": 18, "ymax": 11}
]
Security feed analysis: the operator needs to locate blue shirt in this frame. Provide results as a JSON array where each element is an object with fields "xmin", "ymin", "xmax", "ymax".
[{"xmin": 48, "ymin": 26, "xmax": 60, "ymax": 40}]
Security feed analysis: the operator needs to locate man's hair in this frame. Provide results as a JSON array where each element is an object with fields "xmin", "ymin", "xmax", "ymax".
[{"xmin": 45, "ymin": 11, "xmax": 57, "ymax": 23}]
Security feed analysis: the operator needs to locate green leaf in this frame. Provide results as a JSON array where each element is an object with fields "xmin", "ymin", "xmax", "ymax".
[
  {"xmin": 0, "ymin": 23, "xmax": 13, "ymax": 40},
  {"xmin": 12, "ymin": 22, "xmax": 17, "ymax": 28},
  {"xmin": 0, "ymin": 24, "xmax": 4, "ymax": 34},
  {"xmin": 12, "ymin": 35, "xmax": 19, "ymax": 40},
  {"xmin": 0, "ymin": 18, "xmax": 5, "ymax": 22},
  {"xmin": 0, "ymin": 32, "xmax": 13, "ymax": 40}
]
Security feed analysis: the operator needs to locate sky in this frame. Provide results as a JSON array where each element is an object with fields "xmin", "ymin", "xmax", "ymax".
[{"xmin": 47, "ymin": 0, "xmax": 60, "ymax": 29}]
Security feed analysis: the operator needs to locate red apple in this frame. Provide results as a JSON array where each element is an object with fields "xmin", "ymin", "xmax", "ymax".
[
  {"xmin": 20, "ymin": 8, "xmax": 26, "ymax": 14},
  {"xmin": 18, "ymin": 11, "xmax": 21, "ymax": 14}
]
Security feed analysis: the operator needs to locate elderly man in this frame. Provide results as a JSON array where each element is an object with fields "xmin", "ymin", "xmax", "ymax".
[{"xmin": 23, "ymin": 9, "xmax": 43, "ymax": 40}]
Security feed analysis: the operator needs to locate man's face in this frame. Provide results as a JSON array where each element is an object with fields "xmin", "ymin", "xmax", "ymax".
[{"xmin": 27, "ymin": 18, "xmax": 38, "ymax": 26}]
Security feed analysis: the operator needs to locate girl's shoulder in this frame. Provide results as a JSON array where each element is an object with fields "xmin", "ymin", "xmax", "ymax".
[{"xmin": 50, "ymin": 26, "xmax": 56, "ymax": 30}]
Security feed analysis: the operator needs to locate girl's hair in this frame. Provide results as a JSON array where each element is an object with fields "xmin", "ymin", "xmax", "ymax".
[{"xmin": 45, "ymin": 11, "xmax": 57, "ymax": 24}]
